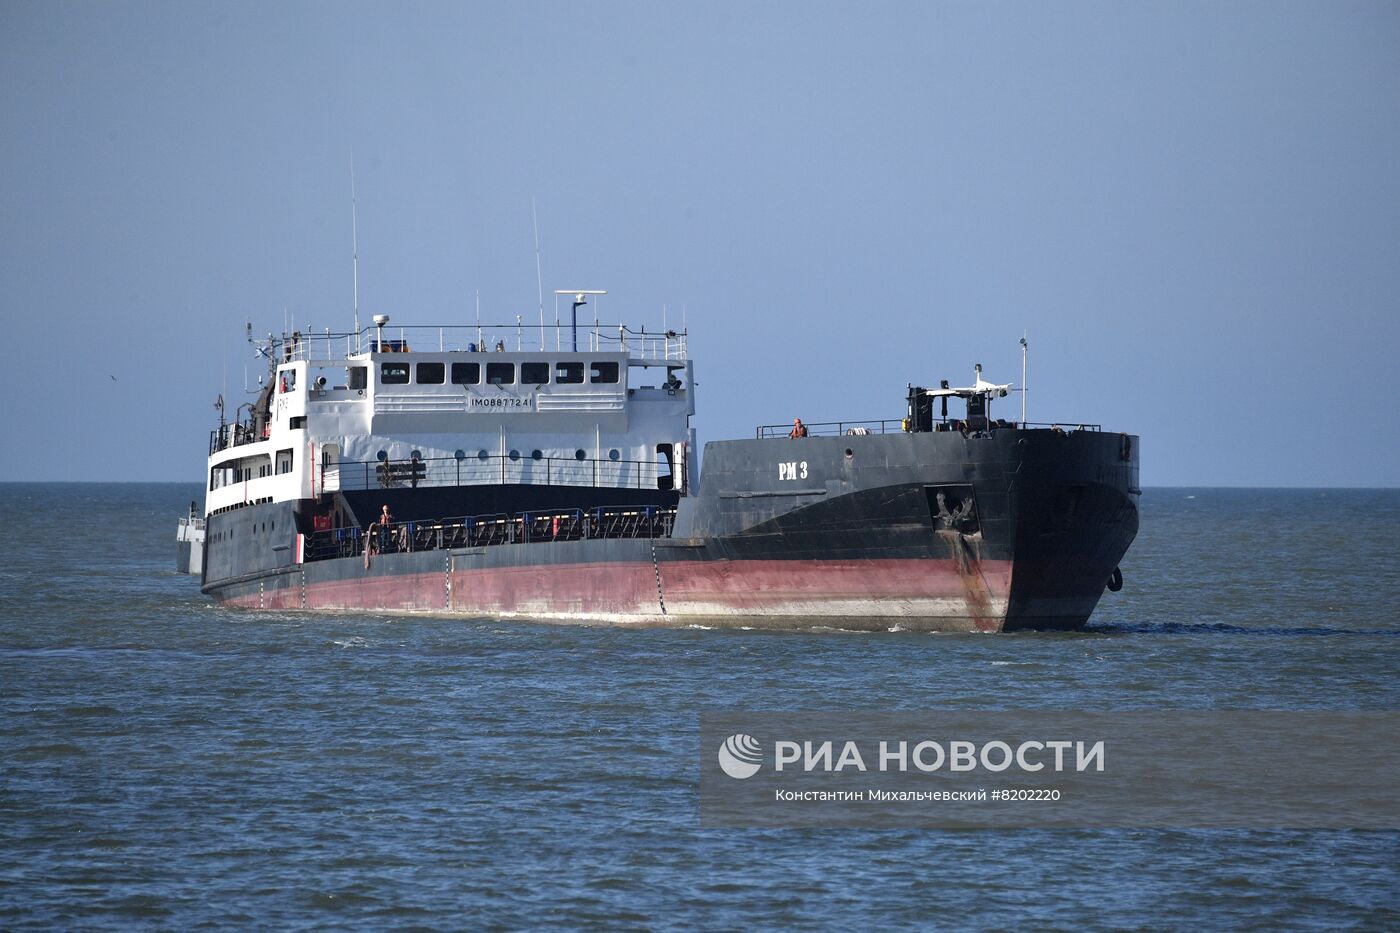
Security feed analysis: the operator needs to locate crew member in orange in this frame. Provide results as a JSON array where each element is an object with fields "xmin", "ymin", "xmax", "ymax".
[
  {"xmin": 790, "ymin": 418, "xmax": 808, "ymax": 438},
  {"xmin": 376, "ymin": 503, "xmax": 395, "ymax": 553}
]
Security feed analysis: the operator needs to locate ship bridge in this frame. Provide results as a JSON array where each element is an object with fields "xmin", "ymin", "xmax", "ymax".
[{"xmin": 204, "ymin": 318, "xmax": 695, "ymax": 519}]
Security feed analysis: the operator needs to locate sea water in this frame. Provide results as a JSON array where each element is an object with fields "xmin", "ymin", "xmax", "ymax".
[{"xmin": 1, "ymin": 484, "xmax": 1397, "ymax": 929}]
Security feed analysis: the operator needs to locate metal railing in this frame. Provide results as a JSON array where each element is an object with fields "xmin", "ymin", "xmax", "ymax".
[
  {"xmin": 332, "ymin": 453, "xmax": 673, "ymax": 493},
  {"xmin": 277, "ymin": 323, "xmax": 688, "ymax": 364},
  {"xmin": 1022, "ymin": 422, "xmax": 1102, "ymax": 432},
  {"xmin": 210, "ymin": 422, "xmax": 264, "ymax": 455},
  {"xmin": 755, "ymin": 419, "xmax": 1102, "ymax": 438},
  {"xmin": 302, "ymin": 505, "xmax": 677, "ymax": 562},
  {"xmin": 755, "ymin": 419, "xmax": 906, "ymax": 439}
]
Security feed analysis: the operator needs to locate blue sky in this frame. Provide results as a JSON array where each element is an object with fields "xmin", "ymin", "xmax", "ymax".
[{"xmin": 2, "ymin": 1, "xmax": 1397, "ymax": 485}]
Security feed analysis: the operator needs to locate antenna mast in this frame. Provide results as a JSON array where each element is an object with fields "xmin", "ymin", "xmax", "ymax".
[
  {"xmin": 351, "ymin": 154, "xmax": 361, "ymax": 353},
  {"xmin": 556, "ymin": 290, "xmax": 607, "ymax": 352},
  {"xmin": 532, "ymin": 197, "xmax": 545, "ymax": 350},
  {"xmin": 1019, "ymin": 333, "xmax": 1029, "ymax": 425}
]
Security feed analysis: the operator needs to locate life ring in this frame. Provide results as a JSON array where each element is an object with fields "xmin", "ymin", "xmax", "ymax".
[{"xmin": 1107, "ymin": 566, "xmax": 1123, "ymax": 592}]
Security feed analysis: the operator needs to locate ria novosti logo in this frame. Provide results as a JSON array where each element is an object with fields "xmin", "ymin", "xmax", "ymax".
[
  {"xmin": 717, "ymin": 733, "xmax": 763, "ymax": 779},
  {"xmin": 715, "ymin": 732, "xmax": 1108, "ymax": 779}
]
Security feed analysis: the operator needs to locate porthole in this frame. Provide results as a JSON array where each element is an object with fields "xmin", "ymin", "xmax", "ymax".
[
  {"xmin": 376, "ymin": 450, "xmax": 388, "ymax": 462},
  {"xmin": 608, "ymin": 449, "xmax": 620, "ymax": 461},
  {"xmin": 509, "ymin": 449, "xmax": 520, "ymax": 461},
  {"xmin": 477, "ymin": 450, "xmax": 489, "ymax": 461},
  {"xmin": 531, "ymin": 449, "xmax": 542, "ymax": 461},
  {"xmin": 454, "ymin": 449, "xmax": 466, "ymax": 461},
  {"xmin": 575, "ymin": 449, "xmax": 586, "ymax": 461}
]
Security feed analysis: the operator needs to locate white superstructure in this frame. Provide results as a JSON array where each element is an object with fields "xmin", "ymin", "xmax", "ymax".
[{"xmin": 205, "ymin": 319, "xmax": 694, "ymax": 518}]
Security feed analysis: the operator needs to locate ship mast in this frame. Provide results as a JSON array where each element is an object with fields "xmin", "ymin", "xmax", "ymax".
[
  {"xmin": 556, "ymin": 290, "xmax": 607, "ymax": 352},
  {"xmin": 533, "ymin": 197, "xmax": 545, "ymax": 350},
  {"xmin": 351, "ymin": 155, "xmax": 361, "ymax": 354},
  {"xmin": 1019, "ymin": 334, "xmax": 1028, "ymax": 425}
]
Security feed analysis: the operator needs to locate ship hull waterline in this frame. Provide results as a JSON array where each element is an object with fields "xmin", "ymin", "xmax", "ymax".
[{"xmin": 204, "ymin": 547, "xmax": 1122, "ymax": 633}]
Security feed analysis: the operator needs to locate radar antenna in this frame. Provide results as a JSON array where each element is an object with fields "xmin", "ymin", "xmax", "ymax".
[{"xmin": 555, "ymin": 290, "xmax": 607, "ymax": 352}]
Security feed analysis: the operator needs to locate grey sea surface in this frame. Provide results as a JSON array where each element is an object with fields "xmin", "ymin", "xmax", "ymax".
[{"xmin": 1, "ymin": 483, "xmax": 1397, "ymax": 929}]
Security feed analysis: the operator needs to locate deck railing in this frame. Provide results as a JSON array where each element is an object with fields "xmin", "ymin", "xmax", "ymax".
[
  {"xmin": 755, "ymin": 419, "xmax": 906, "ymax": 439},
  {"xmin": 276, "ymin": 323, "xmax": 688, "ymax": 364},
  {"xmin": 754, "ymin": 419, "xmax": 1102, "ymax": 438},
  {"xmin": 331, "ymin": 453, "xmax": 672, "ymax": 493},
  {"xmin": 301, "ymin": 505, "xmax": 677, "ymax": 562},
  {"xmin": 210, "ymin": 422, "xmax": 261, "ymax": 455}
]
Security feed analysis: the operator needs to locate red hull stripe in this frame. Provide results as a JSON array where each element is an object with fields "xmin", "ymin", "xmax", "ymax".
[{"xmin": 220, "ymin": 558, "xmax": 1014, "ymax": 631}]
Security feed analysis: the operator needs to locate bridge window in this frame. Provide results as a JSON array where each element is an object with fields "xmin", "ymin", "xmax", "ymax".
[
  {"xmin": 487, "ymin": 362, "xmax": 515, "ymax": 385},
  {"xmin": 555, "ymin": 362, "xmax": 584, "ymax": 384},
  {"xmin": 451, "ymin": 362, "xmax": 480, "ymax": 385},
  {"xmin": 381, "ymin": 363, "xmax": 410, "ymax": 385},
  {"xmin": 278, "ymin": 369, "xmax": 297, "ymax": 393},
  {"xmin": 590, "ymin": 361, "xmax": 619, "ymax": 384},
  {"xmin": 521, "ymin": 362, "xmax": 549, "ymax": 384},
  {"xmin": 416, "ymin": 362, "xmax": 445, "ymax": 384}
]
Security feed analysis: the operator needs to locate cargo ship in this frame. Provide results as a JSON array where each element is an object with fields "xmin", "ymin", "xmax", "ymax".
[{"xmin": 186, "ymin": 304, "xmax": 1139, "ymax": 631}]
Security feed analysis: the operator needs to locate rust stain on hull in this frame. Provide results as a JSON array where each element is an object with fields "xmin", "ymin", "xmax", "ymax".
[{"xmin": 938, "ymin": 529, "xmax": 999, "ymax": 632}]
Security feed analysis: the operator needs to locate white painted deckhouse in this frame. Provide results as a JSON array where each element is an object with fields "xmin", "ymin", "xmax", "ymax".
[{"xmin": 206, "ymin": 314, "xmax": 695, "ymax": 519}]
